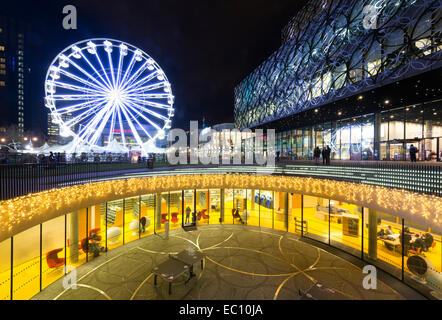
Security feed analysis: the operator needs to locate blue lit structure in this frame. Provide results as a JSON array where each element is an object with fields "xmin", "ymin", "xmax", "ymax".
[
  {"xmin": 44, "ymin": 38, "xmax": 175, "ymax": 154},
  {"xmin": 234, "ymin": 0, "xmax": 441, "ymax": 129}
]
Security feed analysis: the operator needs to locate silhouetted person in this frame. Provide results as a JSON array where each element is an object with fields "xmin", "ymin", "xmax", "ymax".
[
  {"xmin": 185, "ymin": 206, "xmax": 191, "ymax": 224},
  {"xmin": 409, "ymin": 144, "xmax": 418, "ymax": 162},
  {"xmin": 314, "ymin": 146, "xmax": 321, "ymax": 165},
  {"xmin": 400, "ymin": 228, "xmax": 412, "ymax": 255},
  {"xmin": 276, "ymin": 151, "xmax": 280, "ymax": 162},
  {"xmin": 325, "ymin": 145, "xmax": 331, "ymax": 165},
  {"xmin": 423, "ymin": 233, "xmax": 433, "ymax": 252}
]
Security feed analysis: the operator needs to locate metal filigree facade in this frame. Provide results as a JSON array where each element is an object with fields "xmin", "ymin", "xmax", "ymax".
[{"xmin": 234, "ymin": 0, "xmax": 442, "ymax": 129}]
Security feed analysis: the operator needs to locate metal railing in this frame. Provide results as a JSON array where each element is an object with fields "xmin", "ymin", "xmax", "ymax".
[{"xmin": 0, "ymin": 160, "xmax": 440, "ymax": 201}]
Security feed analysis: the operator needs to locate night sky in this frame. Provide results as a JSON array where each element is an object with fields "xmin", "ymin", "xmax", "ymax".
[{"xmin": 2, "ymin": 0, "xmax": 309, "ymax": 132}]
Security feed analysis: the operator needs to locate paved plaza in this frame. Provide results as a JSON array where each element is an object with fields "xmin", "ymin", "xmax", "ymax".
[{"xmin": 33, "ymin": 225, "xmax": 409, "ymax": 300}]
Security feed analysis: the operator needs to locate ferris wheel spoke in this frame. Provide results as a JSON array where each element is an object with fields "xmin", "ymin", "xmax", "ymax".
[
  {"xmin": 124, "ymin": 99, "xmax": 168, "ymax": 121},
  {"xmin": 55, "ymin": 97, "xmax": 108, "ymax": 115},
  {"xmin": 122, "ymin": 69, "xmax": 159, "ymax": 92},
  {"xmin": 78, "ymin": 51, "xmax": 112, "ymax": 91},
  {"xmin": 94, "ymin": 52, "xmax": 114, "ymax": 89},
  {"xmin": 115, "ymin": 49, "xmax": 125, "ymax": 88},
  {"xmin": 107, "ymin": 51, "xmax": 116, "ymax": 89},
  {"xmin": 125, "ymin": 92, "xmax": 170, "ymax": 99},
  {"xmin": 107, "ymin": 107, "xmax": 117, "ymax": 145},
  {"xmin": 116, "ymin": 106, "xmax": 127, "ymax": 147},
  {"xmin": 124, "ymin": 81, "xmax": 167, "ymax": 94},
  {"xmin": 58, "ymin": 67, "xmax": 109, "ymax": 93},
  {"xmin": 52, "ymin": 94, "xmax": 106, "ymax": 101},
  {"xmin": 119, "ymin": 54, "xmax": 137, "ymax": 90},
  {"xmin": 77, "ymin": 101, "xmax": 113, "ymax": 143},
  {"xmin": 52, "ymin": 80, "xmax": 104, "ymax": 95},
  {"xmin": 64, "ymin": 99, "xmax": 109, "ymax": 128},
  {"xmin": 118, "ymin": 102, "xmax": 148, "ymax": 147},
  {"xmin": 66, "ymin": 55, "xmax": 111, "ymax": 92},
  {"xmin": 118, "ymin": 103, "xmax": 153, "ymax": 140},
  {"xmin": 87, "ymin": 102, "xmax": 115, "ymax": 146},
  {"xmin": 121, "ymin": 60, "xmax": 149, "ymax": 90},
  {"xmin": 124, "ymin": 100, "xmax": 165, "ymax": 130},
  {"xmin": 125, "ymin": 96, "xmax": 171, "ymax": 110}
]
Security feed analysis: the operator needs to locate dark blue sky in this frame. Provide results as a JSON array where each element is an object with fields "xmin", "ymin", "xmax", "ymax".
[{"xmin": 2, "ymin": 0, "xmax": 309, "ymax": 132}]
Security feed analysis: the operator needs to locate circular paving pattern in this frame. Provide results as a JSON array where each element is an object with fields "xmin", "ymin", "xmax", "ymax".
[{"xmin": 33, "ymin": 225, "xmax": 405, "ymax": 300}]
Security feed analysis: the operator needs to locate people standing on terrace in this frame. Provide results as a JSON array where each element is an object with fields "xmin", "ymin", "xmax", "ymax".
[
  {"xmin": 409, "ymin": 145, "xmax": 418, "ymax": 162},
  {"xmin": 314, "ymin": 146, "xmax": 321, "ymax": 165}
]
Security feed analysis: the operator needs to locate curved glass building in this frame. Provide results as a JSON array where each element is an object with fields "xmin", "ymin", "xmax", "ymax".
[{"xmin": 234, "ymin": 0, "xmax": 441, "ymax": 161}]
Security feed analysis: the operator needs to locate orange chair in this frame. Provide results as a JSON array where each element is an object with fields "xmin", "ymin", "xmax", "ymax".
[
  {"xmin": 201, "ymin": 209, "xmax": 209, "ymax": 219},
  {"xmin": 171, "ymin": 212, "xmax": 179, "ymax": 224},
  {"xmin": 161, "ymin": 213, "xmax": 169, "ymax": 224},
  {"xmin": 46, "ymin": 248, "xmax": 65, "ymax": 268},
  {"xmin": 408, "ymin": 247, "xmax": 421, "ymax": 256}
]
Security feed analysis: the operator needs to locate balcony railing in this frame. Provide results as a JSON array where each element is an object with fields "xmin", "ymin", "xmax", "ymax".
[{"xmin": 0, "ymin": 159, "xmax": 440, "ymax": 201}]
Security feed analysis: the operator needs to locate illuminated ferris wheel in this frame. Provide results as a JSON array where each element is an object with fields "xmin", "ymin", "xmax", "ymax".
[{"xmin": 44, "ymin": 38, "xmax": 175, "ymax": 154}]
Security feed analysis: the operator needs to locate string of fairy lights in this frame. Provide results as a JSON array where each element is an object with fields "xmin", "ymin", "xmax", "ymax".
[{"xmin": 0, "ymin": 173, "xmax": 440, "ymax": 242}]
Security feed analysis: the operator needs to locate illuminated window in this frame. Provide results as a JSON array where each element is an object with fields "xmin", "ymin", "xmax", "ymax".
[
  {"xmin": 0, "ymin": 81, "xmax": 5, "ymax": 86},
  {"xmin": 0, "ymin": 46, "xmax": 5, "ymax": 51},
  {"xmin": 0, "ymin": 70, "xmax": 5, "ymax": 75}
]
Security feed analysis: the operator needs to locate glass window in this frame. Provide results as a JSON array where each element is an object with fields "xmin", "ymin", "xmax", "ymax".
[
  {"xmin": 195, "ymin": 190, "xmax": 208, "ymax": 226},
  {"xmin": 339, "ymin": 121, "xmax": 351, "ymax": 160},
  {"xmin": 159, "ymin": 192, "xmax": 169, "ymax": 230},
  {"xmin": 209, "ymin": 189, "xmax": 221, "ymax": 224},
  {"xmin": 363, "ymin": 210, "xmax": 403, "ymax": 279},
  {"xmin": 288, "ymin": 193, "xmax": 302, "ymax": 234},
  {"xmin": 388, "ymin": 108, "xmax": 405, "ymax": 140},
  {"xmin": 140, "ymin": 194, "xmax": 155, "ymax": 238},
  {"xmin": 403, "ymin": 219, "xmax": 441, "ymax": 296},
  {"xmin": 123, "ymin": 197, "xmax": 141, "ymax": 243},
  {"xmin": 13, "ymin": 225, "xmax": 40, "ymax": 300},
  {"xmin": 0, "ymin": 238, "xmax": 11, "ymax": 300},
  {"xmin": 350, "ymin": 119, "xmax": 361, "ymax": 160},
  {"xmin": 106, "ymin": 200, "xmax": 124, "ymax": 250},
  {"xmin": 231, "ymin": 189, "xmax": 244, "ymax": 225},
  {"xmin": 223, "ymin": 189, "xmax": 234, "ymax": 224},
  {"xmin": 66, "ymin": 210, "xmax": 87, "ymax": 271},
  {"xmin": 247, "ymin": 189, "xmax": 260, "ymax": 227},
  {"xmin": 329, "ymin": 200, "xmax": 362, "ymax": 256},
  {"xmin": 183, "ymin": 190, "xmax": 195, "ymax": 226},
  {"xmin": 274, "ymin": 192, "xmax": 287, "ymax": 231},
  {"xmin": 361, "ymin": 115, "xmax": 374, "ymax": 160},
  {"xmin": 259, "ymin": 190, "xmax": 273, "ymax": 229},
  {"xmin": 405, "ymin": 105, "xmax": 423, "ymax": 139},
  {"xmin": 42, "ymin": 216, "xmax": 65, "ymax": 289},
  {"xmin": 303, "ymin": 195, "xmax": 329, "ymax": 244}
]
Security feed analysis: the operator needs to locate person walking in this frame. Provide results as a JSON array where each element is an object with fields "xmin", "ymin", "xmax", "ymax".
[
  {"xmin": 409, "ymin": 144, "xmax": 418, "ymax": 162},
  {"xmin": 325, "ymin": 145, "xmax": 331, "ymax": 165},
  {"xmin": 313, "ymin": 146, "xmax": 321, "ymax": 165}
]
